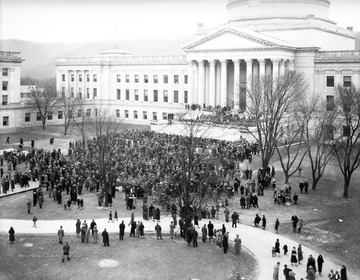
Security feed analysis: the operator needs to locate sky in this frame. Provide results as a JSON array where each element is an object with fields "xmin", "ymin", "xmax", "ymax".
[{"xmin": 0, "ymin": 0, "xmax": 359, "ymax": 43}]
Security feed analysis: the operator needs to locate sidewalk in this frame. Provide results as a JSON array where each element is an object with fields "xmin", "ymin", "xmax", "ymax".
[
  {"xmin": 0, "ymin": 178, "xmax": 39, "ymax": 198},
  {"xmin": 0, "ymin": 215, "xmax": 346, "ymax": 280}
]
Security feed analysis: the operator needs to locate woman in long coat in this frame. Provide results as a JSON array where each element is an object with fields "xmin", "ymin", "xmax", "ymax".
[
  {"xmin": 290, "ymin": 247, "xmax": 298, "ymax": 265},
  {"xmin": 93, "ymin": 225, "xmax": 98, "ymax": 243},
  {"xmin": 317, "ymin": 255, "xmax": 324, "ymax": 275},
  {"xmin": 76, "ymin": 219, "xmax": 81, "ymax": 237},
  {"xmin": 297, "ymin": 244, "xmax": 303, "ymax": 264},
  {"xmin": 9, "ymin": 227, "xmax": 15, "ymax": 244}
]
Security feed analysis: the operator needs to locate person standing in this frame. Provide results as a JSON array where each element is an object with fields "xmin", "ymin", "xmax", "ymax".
[
  {"xmin": 76, "ymin": 219, "xmax": 81, "ymax": 238},
  {"xmin": 262, "ymin": 215, "xmax": 267, "ymax": 230},
  {"xmin": 208, "ymin": 221, "xmax": 214, "ymax": 242},
  {"xmin": 139, "ymin": 222, "xmax": 145, "ymax": 239},
  {"xmin": 231, "ymin": 211, "xmax": 239, "ymax": 228},
  {"xmin": 93, "ymin": 225, "xmax": 98, "ymax": 244},
  {"xmin": 290, "ymin": 247, "xmax": 298, "ymax": 266},
  {"xmin": 192, "ymin": 228, "xmax": 198, "ymax": 247},
  {"xmin": 291, "ymin": 214, "xmax": 298, "ymax": 233},
  {"xmin": 283, "ymin": 264, "xmax": 292, "ymax": 280},
  {"xmin": 317, "ymin": 255, "xmax": 324, "ymax": 276},
  {"xmin": 27, "ymin": 199, "xmax": 31, "ymax": 214},
  {"xmin": 298, "ymin": 216, "xmax": 303, "ymax": 233},
  {"xmin": 224, "ymin": 207, "xmax": 230, "ymax": 223},
  {"xmin": 102, "ymin": 228, "xmax": 109, "ymax": 246},
  {"xmin": 201, "ymin": 224, "xmax": 207, "ymax": 242},
  {"xmin": 306, "ymin": 255, "xmax": 316, "ymax": 273},
  {"xmin": 8, "ymin": 227, "xmax": 15, "ymax": 244},
  {"xmin": 169, "ymin": 221, "xmax": 175, "ymax": 239},
  {"xmin": 62, "ymin": 242, "xmax": 70, "ymax": 262},
  {"xmin": 222, "ymin": 232, "xmax": 229, "ymax": 254},
  {"xmin": 297, "ymin": 244, "xmax": 303, "ymax": 265},
  {"xmin": 307, "ymin": 266, "xmax": 316, "ymax": 280},
  {"xmin": 90, "ymin": 219, "xmax": 96, "ymax": 236},
  {"xmin": 85, "ymin": 227, "xmax": 91, "ymax": 243},
  {"xmin": 340, "ymin": 265, "xmax": 347, "ymax": 280},
  {"xmin": 119, "ymin": 221, "xmax": 125, "ymax": 240},
  {"xmin": 234, "ymin": 234, "xmax": 242, "ymax": 255},
  {"xmin": 32, "ymin": 216, "xmax": 37, "ymax": 228},
  {"xmin": 108, "ymin": 211, "xmax": 113, "ymax": 223},
  {"xmin": 273, "ymin": 262, "xmax": 280, "ymax": 280},
  {"xmin": 275, "ymin": 239, "xmax": 280, "ymax": 257},
  {"xmin": 155, "ymin": 223, "xmax": 162, "ymax": 240},
  {"xmin": 275, "ymin": 218, "xmax": 280, "ymax": 234},
  {"xmin": 80, "ymin": 226, "xmax": 86, "ymax": 243},
  {"xmin": 58, "ymin": 226, "xmax": 64, "ymax": 244}
]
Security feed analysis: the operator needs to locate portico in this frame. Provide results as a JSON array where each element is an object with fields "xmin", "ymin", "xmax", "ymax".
[{"xmin": 183, "ymin": 26, "xmax": 296, "ymax": 110}]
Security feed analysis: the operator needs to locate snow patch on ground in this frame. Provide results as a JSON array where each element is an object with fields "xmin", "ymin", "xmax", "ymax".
[{"xmin": 98, "ymin": 259, "xmax": 119, "ymax": 268}]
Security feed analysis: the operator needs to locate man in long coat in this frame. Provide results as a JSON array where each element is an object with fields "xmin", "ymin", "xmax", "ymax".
[
  {"xmin": 119, "ymin": 221, "xmax": 125, "ymax": 240},
  {"xmin": 58, "ymin": 226, "xmax": 64, "ymax": 244},
  {"xmin": 102, "ymin": 228, "xmax": 109, "ymax": 246},
  {"xmin": 80, "ymin": 226, "xmax": 86, "ymax": 243},
  {"xmin": 201, "ymin": 224, "xmax": 207, "ymax": 242},
  {"xmin": 273, "ymin": 262, "xmax": 280, "ymax": 280},
  {"xmin": 222, "ymin": 232, "xmax": 229, "ymax": 254},
  {"xmin": 224, "ymin": 207, "xmax": 230, "ymax": 223},
  {"xmin": 155, "ymin": 223, "xmax": 162, "ymax": 240},
  {"xmin": 234, "ymin": 234, "xmax": 241, "ymax": 255}
]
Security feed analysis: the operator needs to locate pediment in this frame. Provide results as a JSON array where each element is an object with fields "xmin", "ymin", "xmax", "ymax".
[{"xmin": 183, "ymin": 27, "xmax": 289, "ymax": 52}]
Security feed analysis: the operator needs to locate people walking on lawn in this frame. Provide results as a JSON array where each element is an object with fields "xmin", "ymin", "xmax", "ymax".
[
  {"xmin": 62, "ymin": 242, "xmax": 70, "ymax": 262},
  {"xmin": 58, "ymin": 226, "xmax": 64, "ymax": 244}
]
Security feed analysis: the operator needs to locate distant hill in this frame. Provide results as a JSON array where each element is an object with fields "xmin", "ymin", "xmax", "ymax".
[{"xmin": 0, "ymin": 36, "xmax": 193, "ymax": 80}]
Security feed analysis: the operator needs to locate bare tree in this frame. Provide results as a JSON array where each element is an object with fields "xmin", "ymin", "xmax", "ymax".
[
  {"xmin": 59, "ymin": 95, "xmax": 81, "ymax": 135},
  {"xmin": 275, "ymin": 117, "xmax": 307, "ymax": 184},
  {"xmin": 332, "ymin": 84, "xmax": 360, "ymax": 198},
  {"xmin": 25, "ymin": 84, "xmax": 60, "ymax": 129},
  {"xmin": 245, "ymin": 71, "xmax": 308, "ymax": 169},
  {"xmin": 85, "ymin": 108, "xmax": 124, "ymax": 206},
  {"xmin": 296, "ymin": 93, "xmax": 335, "ymax": 190},
  {"xmin": 72, "ymin": 101, "xmax": 93, "ymax": 148}
]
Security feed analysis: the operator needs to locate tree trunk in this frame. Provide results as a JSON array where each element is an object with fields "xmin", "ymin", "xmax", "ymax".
[
  {"xmin": 42, "ymin": 120, "xmax": 46, "ymax": 130},
  {"xmin": 343, "ymin": 177, "xmax": 350, "ymax": 198},
  {"xmin": 284, "ymin": 173, "xmax": 290, "ymax": 184},
  {"xmin": 311, "ymin": 178, "xmax": 319, "ymax": 190}
]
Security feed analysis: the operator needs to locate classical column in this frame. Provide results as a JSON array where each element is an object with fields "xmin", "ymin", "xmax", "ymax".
[
  {"xmin": 259, "ymin": 59, "xmax": 265, "ymax": 78},
  {"xmin": 187, "ymin": 61, "xmax": 194, "ymax": 104},
  {"xmin": 233, "ymin": 59, "xmax": 240, "ymax": 110},
  {"xmin": 209, "ymin": 60, "xmax": 216, "ymax": 107},
  {"xmin": 272, "ymin": 59, "xmax": 280, "ymax": 79},
  {"xmin": 279, "ymin": 60, "xmax": 285, "ymax": 77},
  {"xmin": 193, "ymin": 61, "xmax": 199, "ymax": 105},
  {"xmin": 220, "ymin": 59, "xmax": 228, "ymax": 107},
  {"xmin": 245, "ymin": 59, "xmax": 253, "ymax": 109},
  {"xmin": 198, "ymin": 60, "xmax": 205, "ymax": 107},
  {"xmin": 288, "ymin": 59, "xmax": 295, "ymax": 72},
  {"xmin": 216, "ymin": 62, "xmax": 221, "ymax": 106}
]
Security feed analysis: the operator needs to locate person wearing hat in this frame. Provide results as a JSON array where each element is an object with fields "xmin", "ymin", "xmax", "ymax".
[
  {"xmin": 307, "ymin": 265, "xmax": 315, "ymax": 280},
  {"xmin": 306, "ymin": 254, "xmax": 317, "ymax": 273}
]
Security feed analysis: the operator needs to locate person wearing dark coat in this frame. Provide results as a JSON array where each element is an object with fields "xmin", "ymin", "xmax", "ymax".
[
  {"xmin": 9, "ymin": 227, "xmax": 15, "ymax": 244},
  {"xmin": 192, "ymin": 228, "xmax": 198, "ymax": 247},
  {"xmin": 306, "ymin": 255, "xmax": 317, "ymax": 272},
  {"xmin": 222, "ymin": 232, "xmax": 229, "ymax": 254},
  {"xmin": 102, "ymin": 228, "xmax": 110, "ymax": 246},
  {"xmin": 119, "ymin": 221, "xmax": 125, "ymax": 240},
  {"xmin": 80, "ymin": 226, "xmax": 86, "ymax": 243},
  {"xmin": 130, "ymin": 221, "xmax": 136, "ymax": 237},
  {"xmin": 316, "ymin": 255, "xmax": 324, "ymax": 275},
  {"xmin": 154, "ymin": 208, "xmax": 161, "ymax": 222},
  {"xmin": 76, "ymin": 219, "xmax": 81, "ymax": 237},
  {"xmin": 262, "ymin": 215, "xmax": 267, "ymax": 230},
  {"xmin": 207, "ymin": 221, "xmax": 214, "ymax": 241},
  {"xmin": 340, "ymin": 265, "xmax": 347, "ymax": 280},
  {"xmin": 33, "ymin": 190, "xmax": 38, "ymax": 206},
  {"xmin": 275, "ymin": 239, "xmax": 280, "ymax": 256},
  {"xmin": 186, "ymin": 226, "xmax": 193, "ymax": 246},
  {"xmin": 148, "ymin": 204, "xmax": 154, "ymax": 220}
]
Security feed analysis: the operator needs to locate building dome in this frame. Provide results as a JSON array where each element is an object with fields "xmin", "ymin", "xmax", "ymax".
[{"xmin": 227, "ymin": 0, "xmax": 331, "ymax": 23}]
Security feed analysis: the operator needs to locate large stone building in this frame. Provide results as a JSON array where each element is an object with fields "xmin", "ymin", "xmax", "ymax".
[{"xmin": 1, "ymin": 0, "xmax": 360, "ymax": 132}]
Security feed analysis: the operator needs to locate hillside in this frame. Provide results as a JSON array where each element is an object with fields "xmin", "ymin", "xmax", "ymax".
[{"xmin": 0, "ymin": 37, "xmax": 193, "ymax": 80}]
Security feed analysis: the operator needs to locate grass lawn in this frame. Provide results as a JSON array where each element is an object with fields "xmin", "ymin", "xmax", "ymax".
[{"xmin": 0, "ymin": 233, "xmax": 258, "ymax": 280}]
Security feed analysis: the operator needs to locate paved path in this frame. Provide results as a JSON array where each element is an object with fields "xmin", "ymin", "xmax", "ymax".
[{"xmin": 0, "ymin": 215, "xmax": 343, "ymax": 280}]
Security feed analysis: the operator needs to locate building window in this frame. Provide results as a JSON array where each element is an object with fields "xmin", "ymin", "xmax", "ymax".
[
  {"xmin": 162, "ymin": 113, "xmax": 168, "ymax": 120},
  {"xmin": 62, "ymin": 74, "xmax": 66, "ymax": 81},
  {"xmin": 174, "ymin": 90, "xmax": 179, "ymax": 103},
  {"xmin": 93, "ymin": 88, "xmax": 97, "ymax": 98},
  {"xmin": 135, "ymin": 75, "xmax": 139, "ymax": 83},
  {"xmin": 144, "ymin": 90, "xmax": 148, "ymax": 101},
  {"xmin": 326, "ymin": 95, "xmax": 335, "ymax": 111},
  {"xmin": 324, "ymin": 124, "xmax": 334, "ymax": 140},
  {"xmin": 134, "ymin": 110, "xmax": 138, "ymax": 119},
  {"xmin": 25, "ymin": 113, "xmax": 31, "ymax": 122},
  {"xmin": 163, "ymin": 90, "xmax": 168, "ymax": 102},
  {"xmin": 87, "ymin": 74, "xmax": 90, "ymax": 82},
  {"xmin": 143, "ymin": 111, "xmax": 147, "ymax": 120},
  {"xmin": 86, "ymin": 109, "xmax": 91, "ymax": 117},
  {"xmin": 2, "ymin": 81, "xmax": 8, "ymax": 91},
  {"xmin": 71, "ymin": 74, "xmax": 74, "ymax": 82},
  {"xmin": 343, "ymin": 76, "xmax": 351, "ymax": 87},
  {"xmin": 77, "ymin": 109, "xmax": 82, "ymax": 118},
  {"xmin": 117, "ymin": 74, "xmax": 121, "ymax": 83},
  {"xmin": 48, "ymin": 111, "xmax": 53, "ymax": 120},
  {"xmin": 153, "ymin": 112, "xmax": 157, "ymax": 121},
  {"xmin": 117, "ymin": 89, "xmax": 121, "ymax": 100},
  {"xmin": 61, "ymin": 87, "xmax": 65, "ymax": 95},
  {"xmin": 163, "ymin": 75, "xmax": 168, "ymax": 84},
  {"xmin": 126, "ymin": 74, "xmax": 130, "ymax": 83},
  {"xmin": 58, "ymin": 111, "xmax": 63, "ymax": 119},
  {"xmin": 153, "ymin": 90, "xmax": 158, "ymax": 102},
  {"xmin": 184, "ymin": 91, "xmax": 188, "ymax": 104},
  {"xmin": 174, "ymin": 75, "xmax": 179, "ymax": 84},
  {"xmin": 86, "ymin": 88, "xmax": 90, "ymax": 99},
  {"xmin": 144, "ymin": 75, "xmax": 148, "ymax": 83},
  {"xmin": 79, "ymin": 74, "xmax": 82, "ymax": 82},
  {"xmin": 36, "ymin": 112, "xmax": 41, "ymax": 121},
  {"xmin": 125, "ymin": 110, "xmax": 129, "ymax": 118},
  {"xmin": 134, "ymin": 89, "xmax": 139, "ymax": 101},
  {"xmin": 116, "ymin": 109, "xmax": 120, "ymax": 118},
  {"xmin": 93, "ymin": 74, "xmax": 97, "ymax": 83},
  {"xmin": 343, "ymin": 95, "xmax": 352, "ymax": 112},
  {"xmin": 78, "ymin": 88, "xmax": 82, "ymax": 99},
  {"xmin": 70, "ymin": 87, "xmax": 74, "ymax": 98},
  {"xmin": 126, "ymin": 89, "xmax": 130, "ymax": 100},
  {"xmin": 184, "ymin": 75, "xmax": 188, "ymax": 84},
  {"xmin": 3, "ymin": 116, "xmax": 9, "ymax": 126},
  {"xmin": 2, "ymin": 95, "xmax": 8, "ymax": 105},
  {"xmin": 326, "ymin": 76, "xmax": 334, "ymax": 87},
  {"xmin": 2, "ymin": 68, "xmax": 9, "ymax": 77},
  {"xmin": 153, "ymin": 75, "xmax": 158, "ymax": 83}
]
